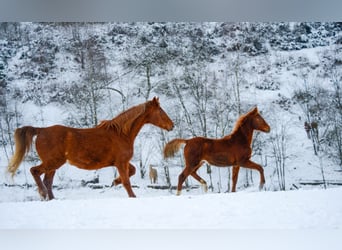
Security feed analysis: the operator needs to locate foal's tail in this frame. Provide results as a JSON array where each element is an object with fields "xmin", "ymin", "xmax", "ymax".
[
  {"xmin": 163, "ymin": 139, "xmax": 187, "ymax": 159},
  {"xmin": 8, "ymin": 126, "xmax": 38, "ymax": 177}
]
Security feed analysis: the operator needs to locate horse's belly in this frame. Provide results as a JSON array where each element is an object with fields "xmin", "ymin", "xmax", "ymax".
[
  {"xmin": 206, "ymin": 154, "xmax": 234, "ymax": 167},
  {"xmin": 66, "ymin": 158, "xmax": 111, "ymax": 170}
]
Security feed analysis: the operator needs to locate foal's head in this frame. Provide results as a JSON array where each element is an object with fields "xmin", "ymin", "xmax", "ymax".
[
  {"xmin": 249, "ymin": 107, "xmax": 270, "ymax": 133},
  {"xmin": 146, "ymin": 97, "xmax": 174, "ymax": 131}
]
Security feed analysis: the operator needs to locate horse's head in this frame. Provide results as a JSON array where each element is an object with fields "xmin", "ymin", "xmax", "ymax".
[
  {"xmin": 146, "ymin": 97, "xmax": 174, "ymax": 131},
  {"xmin": 249, "ymin": 107, "xmax": 270, "ymax": 133}
]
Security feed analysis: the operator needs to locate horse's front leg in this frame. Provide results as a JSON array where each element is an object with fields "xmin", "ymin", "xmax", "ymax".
[
  {"xmin": 112, "ymin": 163, "xmax": 136, "ymax": 186},
  {"xmin": 241, "ymin": 160, "xmax": 265, "ymax": 190},
  {"xmin": 116, "ymin": 163, "xmax": 136, "ymax": 198},
  {"xmin": 231, "ymin": 165, "xmax": 240, "ymax": 192}
]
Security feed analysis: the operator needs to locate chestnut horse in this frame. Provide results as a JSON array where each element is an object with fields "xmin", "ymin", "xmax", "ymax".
[
  {"xmin": 163, "ymin": 107, "xmax": 270, "ymax": 195},
  {"xmin": 8, "ymin": 97, "xmax": 173, "ymax": 200}
]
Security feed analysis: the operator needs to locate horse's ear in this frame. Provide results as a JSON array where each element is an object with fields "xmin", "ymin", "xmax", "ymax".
[
  {"xmin": 250, "ymin": 107, "xmax": 258, "ymax": 114},
  {"xmin": 152, "ymin": 96, "xmax": 160, "ymax": 106}
]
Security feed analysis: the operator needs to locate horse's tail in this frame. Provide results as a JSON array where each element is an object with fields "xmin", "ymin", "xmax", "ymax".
[
  {"xmin": 8, "ymin": 126, "xmax": 38, "ymax": 177},
  {"xmin": 163, "ymin": 138, "xmax": 187, "ymax": 159}
]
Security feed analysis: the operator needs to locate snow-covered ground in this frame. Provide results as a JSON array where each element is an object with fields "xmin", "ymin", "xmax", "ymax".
[
  {"xmin": 1, "ymin": 185, "xmax": 341, "ymax": 229},
  {"xmin": 1, "ymin": 183, "xmax": 341, "ymax": 249}
]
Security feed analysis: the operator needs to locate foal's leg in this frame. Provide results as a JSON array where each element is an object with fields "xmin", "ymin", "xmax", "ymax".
[
  {"xmin": 241, "ymin": 160, "xmax": 265, "ymax": 190},
  {"xmin": 43, "ymin": 170, "xmax": 56, "ymax": 200},
  {"xmin": 30, "ymin": 165, "xmax": 48, "ymax": 200},
  {"xmin": 177, "ymin": 154, "xmax": 203, "ymax": 195},
  {"xmin": 112, "ymin": 163, "xmax": 136, "ymax": 186},
  {"xmin": 116, "ymin": 163, "xmax": 136, "ymax": 198},
  {"xmin": 177, "ymin": 163, "xmax": 203, "ymax": 195},
  {"xmin": 231, "ymin": 165, "xmax": 240, "ymax": 192},
  {"xmin": 177, "ymin": 167, "xmax": 192, "ymax": 196},
  {"xmin": 191, "ymin": 167, "xmax": 208, "ymax": 192}
]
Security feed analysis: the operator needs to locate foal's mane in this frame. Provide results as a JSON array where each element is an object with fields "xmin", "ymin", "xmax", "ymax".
[
  {"xmin": 231, "ymin": 108, "xmax": 257, "ymax": 135},
  {"xmin": 96, "ymin": 102, "xmax": 146, "ymax": 135}
]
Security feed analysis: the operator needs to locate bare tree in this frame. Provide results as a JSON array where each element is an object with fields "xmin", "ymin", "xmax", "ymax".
[
  {"xmin": 0, "ymin": 57, "xmax": 22, "ymax": 160},
  {"xmin": 270, "ymin": 121, "xmax": 289, "ymax": 190},
  {"xmin": 122, "ymin": 24, "xmax": 177, "ymax": 101},
  {"xmin": 327, "ymin": 71, "xmax": 342, "ymax": 167},
  {"xmin": 293, "ymin": 74, "xmax": 334, "ymax": 188},
  {"xmin": 293, "ymin": 75, "xmax": 320, "ymax": 155},
  {"xmin": 61, "ymin": 30, "xmax": 115, "ymax": 127}
]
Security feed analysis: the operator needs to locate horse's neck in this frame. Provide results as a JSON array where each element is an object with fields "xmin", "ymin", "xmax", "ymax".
[
  {"xmin": 235, "ymin": 122, "xmax": 254, "ymax": 145},
  {"xmin": 126, "ymin": 113, "xmax": 148, "ymax": 142}
]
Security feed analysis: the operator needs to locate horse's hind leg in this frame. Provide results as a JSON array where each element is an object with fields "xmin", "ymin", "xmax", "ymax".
[
  {"xmin": 177, "ymin": 168, "xmax": 191, "ymax": 196},
  {"xmin": 43, "ymin": 170, "xmax": 56, "ymax": 200},
  {"xmin": 30, "ymin": 165, "xmax": 48, "ymax": 200},
  {"xmin": 177, "ymin": 163, "xmax": 203, "ymax": 195},
  {"xmin": 112, "ymin": 163, "xmax": 136, "ymax": 186},
  {"xmin": 177, "ymin": 154, "xmax": 204, "ymax": 195},
  {"xmin": 191, "ymin": 169, "xmax": 207, "ymax": 193}
]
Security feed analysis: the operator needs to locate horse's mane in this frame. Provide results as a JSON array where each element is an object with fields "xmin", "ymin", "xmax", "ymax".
[
  {"xmin": 96, "ymin": 102, "xmax": 146, "ymax": 135},
  {"xmin": 231, "ymin": 108, "xmax": 256, "ymax": 135}
]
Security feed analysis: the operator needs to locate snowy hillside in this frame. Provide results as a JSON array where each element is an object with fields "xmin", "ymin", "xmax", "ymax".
[{"xmin": 0, "ymin": 23, "xmax": 342, "ymax": 233}]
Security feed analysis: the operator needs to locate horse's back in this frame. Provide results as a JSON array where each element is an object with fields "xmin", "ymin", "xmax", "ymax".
[
  {"xmin": 186, "ymin": 136, "xmax": 229, "ymax": 149},
  {"xmin": 183, "ymin": 137, "xmax": 213, "ymax": 160},
  {"xmin": 35, "ymin": 125, "xmax": 115, "ymax": 167},
  {"xmin": 36, "ymin": 125, "xmax": 74, "ymax": 144}
]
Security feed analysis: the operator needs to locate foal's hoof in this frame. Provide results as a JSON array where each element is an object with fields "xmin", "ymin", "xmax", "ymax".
[
  {"xmin": 38, "ymin": 190, "xmax": 49, "ymax": 201},
  {"xmin": 39, "ymin": 195, "xmax": 49, "ymax": 201},
  {"xmin": 202, "ymin": 184, "xmax": 208, "ymax": 193},
  {"xmin": 259, "ymin": 184, "xmax": 265, "ymax": 191}
]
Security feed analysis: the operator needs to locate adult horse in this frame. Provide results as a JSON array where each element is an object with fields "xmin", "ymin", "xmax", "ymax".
[
  {"xmin": 8, "ymin": 97, "xmax": 173, "ymax": 200},
  {"xmin": 163, "ymin": 107, "xmax": 270, "ymax": 195}
]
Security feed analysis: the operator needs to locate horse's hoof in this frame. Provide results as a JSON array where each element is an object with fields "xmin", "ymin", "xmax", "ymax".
[
  {"xmin": 40, "ymin": 195, "xmax": 49, "ymax": 201},
  {"xmin": 200, "ymin": 180, "xmax": 208, "ymax": 193},
  {"xmin": 202, "ymin": 184, "xmax": 208, "ymax": 193},
  {"xmin": 39, "ymin": 191, "xmax": 48, "ymax": 201}
]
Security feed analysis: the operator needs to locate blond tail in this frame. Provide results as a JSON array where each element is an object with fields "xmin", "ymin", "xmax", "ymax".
[
  {"xmin": 7, "ymin": 126, "xmax": 38, "ymax": 177},
  {"xmin": 163, "ymin": 139, "xmax": 187, "ymax": 159}
]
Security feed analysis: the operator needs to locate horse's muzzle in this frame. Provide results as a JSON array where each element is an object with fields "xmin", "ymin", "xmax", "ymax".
[{"xmin": 168, "ymin": 124, "xmax": 174, "ymax": 131}]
